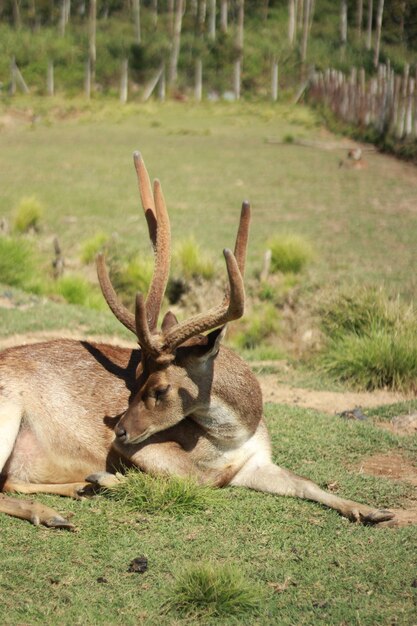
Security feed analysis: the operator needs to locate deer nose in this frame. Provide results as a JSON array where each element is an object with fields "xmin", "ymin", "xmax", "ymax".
[{"xmin": 115, "ymin": 424, "xmax": 127, "ymax": 441}]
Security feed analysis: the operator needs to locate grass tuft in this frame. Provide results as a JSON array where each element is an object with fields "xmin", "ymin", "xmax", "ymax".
[
  {"xmin": 233, "ymin": 303, "xmax": 280, "ymax": 350},
  {"xmin": 165, "ymin": 562, "xmax": 263, "ymax": 618},
  {"xmin": 55, "ymin": 274, "xmax": 105, "ymax": 310},
  {"xmin": 0, "ymin": 236, "xmax": 43, "ymax": 292},
  {"xmin": 80, "ymin": 232, "xmax": 110, "ymax": 264},
  {"xmin": 12, "ymin": 196, "xmax": 44, "ymax": 233},
  {"xmin": 104, "ymin": 470, "xmax": 223, "ymax": 516},
  {"xmin": 318, "ymin": 287, "xmax": 417, "ymax": 391},
  {"xmin": 320, "ymin": 326, "xmax": 417, "ymax": 392},
  {"xmin": 109, "ymin": 255, "xmax": 154, "ymax": 307},
  {"xmin": 268, "ymin": 234, "xmax": 313, "ymax": 274},
  {"xmin": 173, "ymin": 237, "xmax": 215, "ymax": 281}
]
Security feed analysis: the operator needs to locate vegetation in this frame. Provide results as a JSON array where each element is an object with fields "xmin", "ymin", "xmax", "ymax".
[
  {"xmin": 0, "ymin": 236, "xmax": 43, "ymax": 292},
  {"xmin": 104, "ymin": 471, "xmax": 223, "ymax": 516},
  {"xmin": 165, "ymin": 562, "xmax": 263, "ymax": 618},
  {"xmin": 12, "ymin": 196, "xmax": 44, "ymax": 233},
  {"xmin": 1, "ymin": 1, "xmax": 416, "ymax": 100},
  {"xmin": 268, "ymin": 234, "xmax": 313, "ymax": 274},
  {"xmin": 317, "ymin": 287, "xmax": 417, "ymax": 391},
  {"xmin": 173, "ymin": 237, "xmax": 215, "ymax": 281},
  {"xmin": 0, "ymin": 400, "xmax": 416, "ymax": 624},
  {"xmin": 80, "ymin": 231, "xmax": 110, "ymax": 264}
]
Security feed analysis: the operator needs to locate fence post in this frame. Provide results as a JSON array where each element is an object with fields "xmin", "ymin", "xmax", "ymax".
[
  {"xmin": 120, "ymin": 58, "xmax": 128, "ymax": 104},
  {"xmin": 47, "ymin": 60, "xmax": 54, "ymax": 96},
  {"xmin": 271, "ymin": 59, "xmax": 278, "ymax": 101},
  {"xmin": 85, "ymin": 59, "xmax": 91, "ymax": 99},
  {"xmin": 233, "ymin": 59, "xmax": 241, "ymax": 100},
  {"xmin": 195, "ymin": 57, "xmax": 202, "ymax": 102}
]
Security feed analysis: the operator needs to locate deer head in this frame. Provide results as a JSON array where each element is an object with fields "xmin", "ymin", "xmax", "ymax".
[{"xmin": 97, "ymin": 153, "xmax": 250, "ymax": 445}]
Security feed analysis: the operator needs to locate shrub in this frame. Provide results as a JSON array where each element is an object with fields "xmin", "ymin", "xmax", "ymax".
[
  {"xmin": 80, "ymin": 232, "xmax": 110, "ymax": 264},
  {"xmin": 109, "ymin": 255, "xmax": 154, "ymax": 307},
  {"xmin": 104, "ymin": 470, "xmax": 222, "ymax": 516},
  {"xmin": 318, "ymin": 287, "xmax": 417, "ymax": 392},
  {"xmin": 234, "ymin": 303, "xmax": 279, "ymax": 350},
  {"xmin": 268, "ymin": 234, "xmax": 313, "ymax": 274},
  {"xmin": 318, "ymin": 286, "xmax": 397, "ymax": 338},
  {"xmin": 165, "ymin": 562, "xmax": 262, "ymax": 618},
  {"xmin": 320, "ymin": 326, "xmax": 417, "ymax": 392},
  {"xmin": 0, "ymin": 236, "xmax": 42, "ymax": 292},
  {"xmin": 173, "ymin": 237, "xmax": 215, "ymax": 281},
  {"xmin": 55, "ymin": 274, "xmax": 104, "ymax": 310},
  {"xmin": 12, "ymin": 197, "xmax": 44, "ymax": 233}
]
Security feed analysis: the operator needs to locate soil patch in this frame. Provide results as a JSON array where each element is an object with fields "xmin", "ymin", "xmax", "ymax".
[
  {"xmin": 357, "ymin": 452, "xmax": 417, "ymax": 487},
  {"xmin": 356, "ymin": 452, "xmax": 417, "ymax": 527},
  {"xmin": 259, "ymin": 375, "xmax": 409, "ymax": 414}
]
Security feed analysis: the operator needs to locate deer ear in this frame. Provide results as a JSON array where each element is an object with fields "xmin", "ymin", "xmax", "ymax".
[
  {"xmin": 196, "ymin": 326, "xmax": 227, "ymax": 362},
  {"xmin": 161, "ymin": 310, "xmax": 178, "ymax": 332}
]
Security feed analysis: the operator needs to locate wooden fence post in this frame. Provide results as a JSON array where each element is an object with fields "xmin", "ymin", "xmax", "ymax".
[
  {"xmin": 120, "ymin": 58, "xmax": 128, "ymax": 104},
  {"xmin": 195, "ymin": 58, "xmax": 203, "ymax": 102},
  {"xmin": 47, "ymin": 60, "xmax": 54, "ymax": 96},
  {"xmin": 271, "ymin": 59, "xmax": 278, "ymax": 101}
]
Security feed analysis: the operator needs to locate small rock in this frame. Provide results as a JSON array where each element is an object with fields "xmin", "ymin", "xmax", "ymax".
[
  {"xmin": 338, "ymin": 407, "xmax": 367, "ymax": 421},
  {"xmin": 128, "ymin": 556, "xmax": 148, "ymax": 574}
]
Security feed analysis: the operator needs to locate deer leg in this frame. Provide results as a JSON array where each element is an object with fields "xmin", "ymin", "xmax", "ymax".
[
  {"xmin": 0, "ymin": 400, "xmax": 22, "ymax": 472},
  {"xmin": 231, "ymin": 462, "xmax": 394, "ymax": 525},
  {"xmin": 3, "ymin": 478, "xmax": 89, "ymax": 499},
  {"xmin": 0, "ymin": 493, "xmax": 75, "ymax": 529}
]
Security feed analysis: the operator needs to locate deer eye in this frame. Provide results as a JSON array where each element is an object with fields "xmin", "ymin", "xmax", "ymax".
[{"xmin": 154, "ymin": 385, "xmax": 171, "ymax": 402}]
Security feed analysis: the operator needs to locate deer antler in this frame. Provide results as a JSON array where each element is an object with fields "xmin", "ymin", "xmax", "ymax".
[
  {"xmin": 134, "ymin": 153, "xmax": 171, "ymax": 332},
  {"xmin": 97, "ymin": 153, "xmax": 171, "ymax": 336},
  {"xmin": 98, "ymin": 153, "xmax": 251, "ymax": 361},
  {"xmin": 161, "ymin": 248, "xmax": 245, "ymax": 353}
]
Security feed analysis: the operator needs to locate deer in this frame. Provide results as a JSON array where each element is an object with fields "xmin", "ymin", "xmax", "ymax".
[{"xmin": 0, "ymin": 152, "xmax": 395, "ymax": 530}]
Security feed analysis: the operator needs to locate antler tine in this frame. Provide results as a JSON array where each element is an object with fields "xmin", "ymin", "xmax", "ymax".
[
  {"xmin": 145, "ymin": 179, "xmax": 171, "ymax": 332},
  {"xmin": 133, "ymin": 151, "xmax": 157, "ymax": 248},
  {"xmin": 133, "ymin": 152, "xmax": 171, "ymax": 333},
  {"xmin": 233, "ymin": 200, "xmax": 251, "ymax": 277},
  {"xmin": 96, "ymin": 253, "xmax": 136, "ymax": 335},
  {"xmin": 162, "ymin": 249, "xmax": 244, "ymax": 353},
  {"xmin": 135, "ymin": 293, "xmax": 163, "ymax": 358}
]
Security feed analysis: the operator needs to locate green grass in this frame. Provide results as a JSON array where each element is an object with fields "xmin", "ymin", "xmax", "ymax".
[
  {"xmin": 317, "ymin": 287, "xmax": 417, "ymax": 391},
  {"xmin": 320, "ymin": 326, "xmax": 417, "ymax": 392},
  {"xmin": 0, "ymin": 237, "xmax": 44, "ymax": 293},
  {"xmin": 164, "ymin": 562, "xmax": 263, "ymax": 618},
  {"xmin": 0, "ymin": 100, "xmax": 416, "ymax": 301},
  {"xmin": 12, "ymin": 196, "xmax": 44, "ymax": 233},
  {"xmin": 0, "ymin": 401, "xmax": 416, "ymax": 625},
  {"xmin": 104, "ymin": 471, "xmax": 223, "ymax": 516},
  {"xmin": 268, "ymin": 234, "xmax": 314, "ymax": 274},
  {"xmin": 173, "ymin": 236, "xmax": 215, "ymax": 281}
]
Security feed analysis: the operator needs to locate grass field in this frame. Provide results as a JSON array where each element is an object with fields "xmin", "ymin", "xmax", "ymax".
[
  {"xmin": 1, "ymin": 99, "xmax": 417, "ymax": 624},
  {"xmin": 1, "ymin": 99, "xmax": 416, "ymax": 299},
  {"xmin": 1, "ymin": 401, "xmax": 417, "ymax": 625}
]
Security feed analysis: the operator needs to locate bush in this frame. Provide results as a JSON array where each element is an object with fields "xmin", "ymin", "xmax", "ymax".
[
  {"xmin": 55, "ymin": 274, "xmax": 104, "ymax": 310},
  {"xmin": 234, "ymin": 303, "xmax": 279, "ymax": 350},
  {"xmin": 109, "ymin": 255, "xmax": 154, "ymax": 307},
  {"xmin": 165, "ymin": 562, "xmax": 262, "ymax": 618},
  {"xmin": 0, "ymin": 236, "xmax": 42, "ymax": 292},
  {"xmin": 173, "ymin": 237, "xmax": 215, "ymax": 281},
  {"xmin": 320, "ymin": 326, "xmax": 417, "ymax": 392},
  {"xmin": 80, "ymin": 232, "xmax": 110, "ymax": 265},
  {"xmin": 12, "ymin": 197, "xmax": 44, "ymax": 233},
  {"xmin": 268, "ymin": 234, "xmax": 313, "ymax": 274},
  {"xmin": 318, "ymin": 286, "xmax": 397, "ymax": 338},
  {"xmin": 318, "ymin": 287, "xmax": 417, "ymax": 392}
]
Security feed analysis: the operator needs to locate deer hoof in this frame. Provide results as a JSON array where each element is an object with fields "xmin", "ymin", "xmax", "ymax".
[
  {"xmin": 45, "ymin": 515, "xmax": 76, "ymax": 531},
  {"xmin": 360, "ymin": 509, "xmax": 395, "ymax": 525}
]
